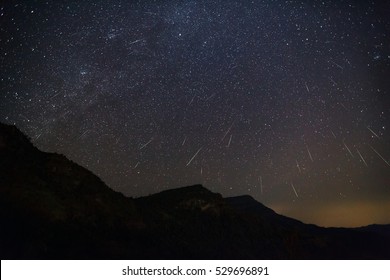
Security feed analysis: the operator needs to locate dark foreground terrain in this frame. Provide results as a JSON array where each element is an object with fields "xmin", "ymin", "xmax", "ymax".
[{"xmin": 1, "ymin": 122, "xmax": 389, "ymax": 259}]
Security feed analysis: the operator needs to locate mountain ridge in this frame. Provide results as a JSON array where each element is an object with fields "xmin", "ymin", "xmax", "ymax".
[{"xmin": 1, "ymin": 122, "xmax": 390, "ymax": 259}]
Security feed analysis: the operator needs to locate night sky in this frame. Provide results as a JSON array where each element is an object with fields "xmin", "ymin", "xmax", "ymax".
[{"xmin": 1, "ymin": 0, "xmax": 390, "ymax": 227}]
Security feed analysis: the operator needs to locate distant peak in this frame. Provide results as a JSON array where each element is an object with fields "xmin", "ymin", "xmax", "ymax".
[
  {"xmin": 151, "ymin": 184, "xmax": 213, "ymax": 197},
  {"xmin": 178, "ymin": 184, "xmax": 208, "ymax": 192},
  {"xmin": 228, "ymin": 194, "xmax": 256, "ymax": 201},
  {"xmin": 138, "ymin": 184, "xmax": 223, "ymax": 206}
]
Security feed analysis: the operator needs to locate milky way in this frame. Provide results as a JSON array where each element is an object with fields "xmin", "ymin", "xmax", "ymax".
[{"xmin": 1, "ymin": 1, "xmax": 390, "ymax": 227}]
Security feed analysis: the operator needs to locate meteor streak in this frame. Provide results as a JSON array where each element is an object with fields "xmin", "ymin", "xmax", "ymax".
[
  {"xmin": 186, "ymin": 147, "xmax": 203, "ymax": 166},
  {"xmin": 367, "ymin": 126, "xmax": 380, "ymax": 139},
  {"xmin": 139, "ymin": 138, "xmax": 153, "ymax": 150},
  {"xmin": 356, "ymin": 149, "xmax": 368, "ymax": 167},
  {"xmin": 291, "ymin": 182, "xmax": 299, "ymax": 198},
  {"xmin": 221, "ymin": 122, "xmax": 234, "ymax": 142},
  {"xmin": 306, "ymin": 145, "xmax": 313, "ymax": 162},
  {"xmin": 227, "ymin": 134, "xmax": 232, "ymax": 147},
  {"xmin": 342, "ymin": 140, "xmax": 354, "ymax": 158},
  {"xmin": 370, "ymin": 145, "xmax": 390, "ymax": 167}
]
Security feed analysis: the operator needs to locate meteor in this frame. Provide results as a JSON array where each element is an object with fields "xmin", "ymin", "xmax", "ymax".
[
  {"xmin": 291, "ymin": 182, "xmax": 299, "ymax": 198},
  {"xmin": 186, "ymin": 147, "xmax": 203, "ymax": 166}
]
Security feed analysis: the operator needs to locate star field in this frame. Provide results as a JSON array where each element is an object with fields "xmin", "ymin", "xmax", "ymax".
[{"xmin": 1, "ymin": 0, "xmax": 390, "ymax": 227}]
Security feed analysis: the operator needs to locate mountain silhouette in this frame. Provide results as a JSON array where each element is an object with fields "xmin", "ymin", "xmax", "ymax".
[{"xmin": 1, "ymin": 122, "xmax": 390, "ymax": 259}]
